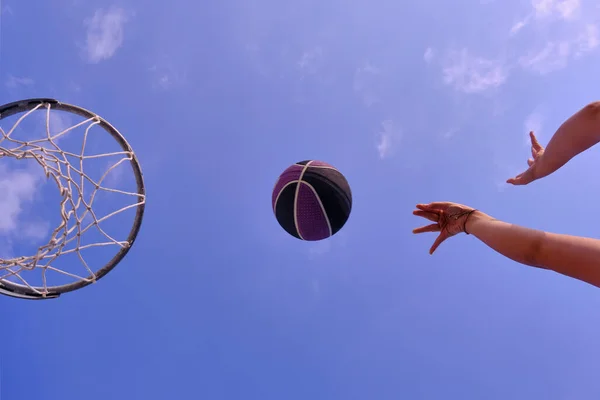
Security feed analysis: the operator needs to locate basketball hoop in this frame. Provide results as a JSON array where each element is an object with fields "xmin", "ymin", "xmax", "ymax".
[{"xmin": 0, "ymin": 98, "xmax": 146, "ymax": 299}]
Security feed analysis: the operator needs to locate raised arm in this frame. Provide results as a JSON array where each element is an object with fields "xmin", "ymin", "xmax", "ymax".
[
  {"xmin": 413, "ymin": 202, "xmax": 600, "ymax": 288},
  {"xmin": 467, "ymin": 210, "xmax": 600, "ymax": 288},
  {"xmin": 508, "ymin": 101, "xmax": 600, "ymax": 185}
]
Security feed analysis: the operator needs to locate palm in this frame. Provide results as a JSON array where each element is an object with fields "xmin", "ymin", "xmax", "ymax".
[
  {"xmin": 507, "ymin": 131, "xmax": 545, "ymax": 185},
  {"xmin": 412, "ymin": 202, "xmax": 476, "ymax": 254}
]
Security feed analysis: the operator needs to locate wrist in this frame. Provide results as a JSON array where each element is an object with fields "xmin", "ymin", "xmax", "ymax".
[
  {"xmin": 534, "ymin": 152, "xmax": 564, "ymax": 180},
  {"xmin": 465, "ymin": 210, "xmax": 491, "ymax": 235},
  {"xmin": 533, "ymin": 154, "xmax": 551, "ymax": 179}
]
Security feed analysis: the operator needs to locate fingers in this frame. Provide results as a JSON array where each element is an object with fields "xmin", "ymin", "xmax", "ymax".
[
  {"xmin": 506, "ymin": 176, "xmax": 524, "ymax": 185},
  {"xmin": 416, "ymin": 203, "xmax": 434, "ymax": 211},
  {"xmin": 506, "ymin": 168, "xmax": 531, "ymax": 185},
  {"xmin": 412, "ymin": 210, "xmax": 439, "ymax": 222},
  {"xmin": 530, "ymin": 131, "xmax": 543, "ymax": 151},
  {"xmin": 507, "ymin": 132, "xmax": 543, "ymax": 186},
  {"xmin": 416, "ymin": 202, "xmax": 451, "ymax": 211},
  {"xmin": 507, "ymin": 167, "xmax": 535, "ymax": 185},
  {"xmin": 412, "ymin": 223, "xmax": 440, "ymax": 234},
  {"xmin": 429, "ymin": 232, "xmax": 448, "ymax": 255}
]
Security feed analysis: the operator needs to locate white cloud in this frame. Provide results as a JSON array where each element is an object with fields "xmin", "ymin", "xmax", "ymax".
[
  {"xmin": 155, "ymin": 74, "xmax": 173, "ymax": 89},
  {"xmin": 532, "ymin": 0, "xmax": 581, "ymax": 19},
  {"xmin": 510, "ymin": 0, "xmax": 590, "ymax": 53},
  {"xmin": 0, "ymin": 163, "xmax": 55, "ymax": 260},
  {"xmin": 148, "ymin": 63, "xmax": 187, "ymax": 90},
  {"xmin": 555, "ymin": 0, "xmax": 581, "ymax": 19},
  {"xmin": 442, "ymin": 128, "xmax": 458, "ymax": 139},
  {"xmin": 442, "ymin": 49, "xmax": 508, "ymax": 93},
  {"xmin": 0, "ymin": 166, "xmax": 42, "ymax": 235},
  {"xmin": 19, "ymin": 221, "xmax": 51, "ymax": 241},
  {"xmin": 376, "ymin": 119, "xmax": 400, "ymax": 159},
  {"xmin": 49, "ymin": 112, "xmax": 73, "ymax": 137},
  {"xmin": 532, "ymin": 0, "xmax": 557, "ymax": 17},
  {"xmin": 84, "ymin": 7, "xmax": 128, "ymax": 63},
  {"xmin": 28, "ymin": 111, "xmax": 73, "ymax": 144},
  {"xmin": 510, "ymin": 18, "xmax": 529, "ymax": 36},
  {"xmin": 423, "ymin": 47, "xmax": 435, "ymax": 63},
  {"xmin": 516, "ymin": 19, "xmax": 597, "ymax": 73},
  {"xmin": 576, "ymin": 24, "xmax": 599, "ymax": 56},
  {"xmin": 510, "ymin": 0, "xmax": 596, "ymax": 73},
  {"xmin": 5, "ymin": 76, "xmax": 34, "ymax": 88},
  {"xmin": 524, "ymin": 110, "xmax": 544, "ymax": 143},
  {"xmin": 297, "ymin": 47, "xmax": 324, "ymax": 75},
  {"xmin": 519, "ymin": 41, "xmax": 571, "ymax": 74},
  {"xmin": 102, "ymin": 158, "xmax": 128, "ymax": 188}
]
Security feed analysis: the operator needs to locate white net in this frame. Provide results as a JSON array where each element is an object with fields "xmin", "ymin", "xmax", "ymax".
[{"xmin": 0, "ymin": 100, "xmax": 145, "ymax": 298}]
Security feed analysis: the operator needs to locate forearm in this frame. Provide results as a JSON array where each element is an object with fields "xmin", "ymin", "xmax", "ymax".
[
  {"xmin": 466, "ymin": 211, "xmax": 545, "ymax": 267},
  {"xmin": 536, "ymin": 102, "xmax": 600, "ymax": 178},
  {"xmin": 466, "ymin": 211, "xmax": 600, "ymax": 287}
]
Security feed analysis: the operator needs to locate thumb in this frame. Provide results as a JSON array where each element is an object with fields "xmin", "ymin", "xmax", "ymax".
[
  {"xmin": 530, "ymin": 131, "xmax": 543, "ymax": 151},
  {"xmin": 506, "ymin": 174, "xmax": 523, "ymax": 185},
  {"xmin": 429, "ymin": 232, "xmax": 448, "ymax": 254},
  {"xmin": 507, "ymin": 171, "xmax": 532, "ymax": 185}
]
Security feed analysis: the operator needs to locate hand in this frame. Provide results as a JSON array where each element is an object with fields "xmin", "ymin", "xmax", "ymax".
[
  {"xmin": 506, "ymin": 131, "xmax": 545, "ymax": 186},
  {"xmin": 412, "ymin": 202, "xmax": 477, "ymax": 255}
]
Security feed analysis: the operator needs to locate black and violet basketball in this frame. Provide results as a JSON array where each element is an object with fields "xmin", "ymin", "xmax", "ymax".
[{"xmin": 272, "ymin": 160, "xmax": 352, "ymax": 241}]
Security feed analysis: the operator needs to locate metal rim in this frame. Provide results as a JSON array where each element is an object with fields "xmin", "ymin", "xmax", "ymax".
[{"xmin": 0, "ymin": 98, "xmax": 146, "ymax": 299}]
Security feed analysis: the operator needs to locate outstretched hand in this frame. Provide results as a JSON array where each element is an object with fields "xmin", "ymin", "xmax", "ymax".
[
  {"xmin": 412, "ymin": 202, "xmax": 477, "ymax": 254},
  {"xmin": 506, "ymin": 131, "xmax": 545, "ymax": 186}
]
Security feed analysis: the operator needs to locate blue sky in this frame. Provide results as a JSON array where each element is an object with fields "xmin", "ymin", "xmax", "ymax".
[{"xmin": 1, "ymin": 0, "xmax": 600, "ymax": 398}]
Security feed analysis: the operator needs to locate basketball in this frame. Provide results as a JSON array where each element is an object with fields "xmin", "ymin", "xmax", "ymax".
[{"xmin": 272, "ymin": 160, "xmax": 352, "ymax": 241}]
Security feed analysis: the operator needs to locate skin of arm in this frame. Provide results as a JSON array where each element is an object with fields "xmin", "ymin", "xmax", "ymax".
[
  {"xmin": 466, "ymin": 211, "xmax": 600, "ymax": 288},
  {"xmin": 535, "ymin": 101, "xmax": 600, "ymax": 179}
]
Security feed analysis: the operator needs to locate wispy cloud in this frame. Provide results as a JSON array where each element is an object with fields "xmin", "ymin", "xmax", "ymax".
[
  {"xmin": 532, "ymin": 0, "xmax": 581, "ymax": 20},
  {"xmin": 5, "ymin": 75, "xmax": 34, "ymax": 88},
  {"xmin": 510, "ymin": 18, "xmax": 530, "ymax": 36},
  {"xmin": 84, "ymin": 7, "xmax": 128, "ymax": 63},
  {"xmin": 442, "ymin": 128, "xmax": 458, "ymax": 139},
  {"xmin": 423, "ymin": 47, "xmax": 435, "ymax": 63},
  {"xmin": 510, "ymin": 0, "xmax": 597, "ymax": 74},
  {"xmin": 524, "ymin": 109, "xmax": 544, "ymax": 144},
  {"xmin": 101, "ymin": 158, "xmax": 128, "ymax": 188},
  {"xmin": 442, "ymin": 49, "xmax": 508, "ymax": 93},
  {"xmin": 492, "ymin": 105, "xmax": 549, "ymax": 189},
  {"xmin": 0, "ymin": 163, "xmax": 52, "ymax": 260},
  {"xmin": 555, "ymin": 0, "xmax": 581, "ymax": 19},
  {"xmin": 376, "ymin": 119, "xmax": 400, "ymax": 159},
  {"xmin": 575, "ymin": 24, "xmax": 599, "ymax": 56},
  {"xmin": 148, "ymin": 62, "xmax": 187, "ymax": 90},
  {"xmin": 0, "ymin": 166, "xmax": 45, "ymax": 236},
  {"xmin": 297, "ymin": 47, "xmax": 324, "ymax": 75},
  {"xmin": 49, "ymin": 112, "xmax": 73, "ymax": 137},
  {"xmin": 519, "ymin": 41, "xmax": 571, "ymax": 74},
  {"xmin": 30, "ymin": 111, "xmax": 73, "ymax": 143},
  {"xmin": 18, "ymin": 221, "xmax": 51, "ymax": 242}
]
